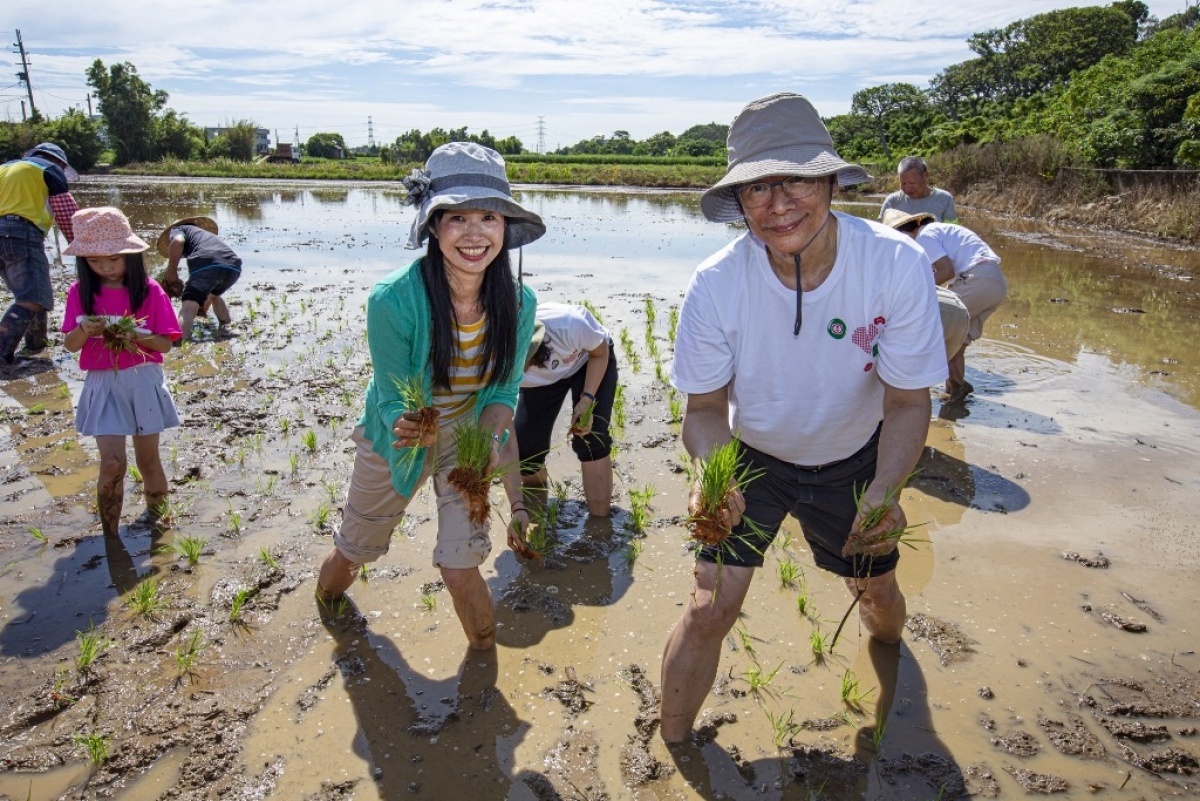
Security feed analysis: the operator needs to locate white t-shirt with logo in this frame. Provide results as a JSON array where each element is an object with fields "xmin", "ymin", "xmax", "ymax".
[
  {"xmin": 915, "ymin": 222, "xmax": 1000, "ymax": 277},
  {"xmin": 521, "ymin": 302, "xmax": 610, "ymax": 388},
  {"xmin": 671, "ymin": 212, "xmax": 946, "ymax": 466}
]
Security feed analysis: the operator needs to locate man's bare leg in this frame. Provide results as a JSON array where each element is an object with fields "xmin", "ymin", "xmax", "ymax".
[
  {"xmin": 180, "ymin": 299, "xmax": 200, "ymax": 342},
  {"xmin": 844, "ymin": 571, "xmax": 906, "ymax": 644},
  {"xmin": 660, "ymin": 561, "xmax": 755, "ymax": 742}
]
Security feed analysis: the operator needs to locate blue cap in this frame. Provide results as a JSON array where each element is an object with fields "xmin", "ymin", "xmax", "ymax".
[{"xmin": 25, "ymin": 142, "xmax": 71, "ymax": 168}]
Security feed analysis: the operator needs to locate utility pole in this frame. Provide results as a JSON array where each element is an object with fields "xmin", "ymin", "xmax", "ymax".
[
  {"xmin": 12, "ymin": 29, "xmax": 40, "ymax": 122},
  {"xmin": 86, "ymin": 93, "xmax": 93, "ymax": 116},
  {"xmin": 368, "ymin": 116, "xmax": 375, "ymax": 150},
  {"xmin": 537, "ymin": 116, "xmax": 546, "ymax": 155}
]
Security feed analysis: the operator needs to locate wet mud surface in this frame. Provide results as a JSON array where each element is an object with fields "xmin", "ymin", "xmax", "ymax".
[{"xmin": 2, "ymin": 182, "xmax": 1200, "ymax": 799}]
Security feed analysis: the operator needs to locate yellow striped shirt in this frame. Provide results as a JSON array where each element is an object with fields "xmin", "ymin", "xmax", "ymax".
[{"xmin": 433, "ymin": 316, "xmax": 490, "ymax": 423}]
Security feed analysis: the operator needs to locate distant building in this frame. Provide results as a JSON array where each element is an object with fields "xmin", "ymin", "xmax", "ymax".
[{"xmin": 204, "ymin": 127, "xmax": 271, "ymax": 155}]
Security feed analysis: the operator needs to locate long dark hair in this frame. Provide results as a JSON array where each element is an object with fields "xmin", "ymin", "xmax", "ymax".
[
  {"xmin": 75, "ymin": 253, "xmax": 150, "ymax": 316},
  {"xmin": 422, "ymin": 213, "xmax": 520, "ymax": 391}
]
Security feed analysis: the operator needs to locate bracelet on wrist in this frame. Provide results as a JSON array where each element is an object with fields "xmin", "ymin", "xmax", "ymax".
[{"xmin": 580, "ymin": 391, "xmax": 596, "ymax": 402}]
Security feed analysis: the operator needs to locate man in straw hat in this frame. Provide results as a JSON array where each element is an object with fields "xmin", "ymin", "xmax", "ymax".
[
  {"xmin": 157, "ymin": 216, "xmax": 243, "ymax": 342},
  {"xmin": 0, "ymin": 142, "xmax": 79, "ymax": 372},
  {"xmin": 661, "ymin": 93, "xmax": 946, "ymax": 743}
]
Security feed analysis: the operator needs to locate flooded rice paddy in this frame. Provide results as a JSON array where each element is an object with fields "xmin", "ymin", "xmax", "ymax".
[{"xmin": 0, "ymin": 177, "xmax": 1198, "ymax": 800}]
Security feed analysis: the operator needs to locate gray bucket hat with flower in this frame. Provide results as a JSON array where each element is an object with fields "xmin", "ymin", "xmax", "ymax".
[
  {"xmin": 700, "ymin": 93, "xmax": 872, "ymax": 223},
  {"xmin": 403, "ymin": 142, "xmax": 546, "ymax": 250}
]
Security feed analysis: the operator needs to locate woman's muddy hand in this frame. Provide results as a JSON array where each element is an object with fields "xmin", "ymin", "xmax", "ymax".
[
  {"xmin": 507, "ymin": 509, "xmax": 536, "ymax": 558},
  {"xmin": 80, "ymin": 319, "xmax": 105, "ymax": 337},
  {"xmin": 392, "ymin": 410, "xmax": 437, "ymax": 449}
]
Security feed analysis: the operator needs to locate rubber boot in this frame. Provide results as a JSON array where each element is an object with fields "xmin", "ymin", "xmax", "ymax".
[
  {"xmin": 0, "ymin": 305, "xmax": 36, "ymax": 367},
  {"xmin": 19, "ymin": 309, "xmax": 49, "ymax": 356}
]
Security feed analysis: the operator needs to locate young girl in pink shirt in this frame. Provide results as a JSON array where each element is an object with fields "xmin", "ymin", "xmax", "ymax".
[{"xmin": 61, "ymin": 207, "xmax": 182, "ymax": 536}]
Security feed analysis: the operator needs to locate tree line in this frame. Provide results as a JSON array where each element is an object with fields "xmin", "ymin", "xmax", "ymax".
[{"xmin": 3, "ymin": 2, "xmax": 1196, "ymax": 174}]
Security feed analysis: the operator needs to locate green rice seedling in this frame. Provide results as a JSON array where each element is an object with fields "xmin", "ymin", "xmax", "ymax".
[
  {"xmin": 871, "ymin": 716, "xmax": 888, "ymax": 751},
  {"xmin": 75, "ymin": 622, "xmax": 112, "ymax": 673},
  {"xmin": 258, "ymin": 547, "xmax": 278, "ymax": 569},
  {"xmin": 301, "ymin": 429, "xmax": 318, "ymax": 453},
  {"xmin": 320, "ymin": 478, "xmax": 341, "ymax": 505},
  {"xmin": 550, "ymin": 479, "xmax": 569, "ymax": 507},
  {"xmin": 310, "ymin": 503, "xmax": 332, "ymax": 531},
  {"xmin": 229, "ymin": 587, "xmax": 255, "ymax": 622},
  {"xmin": 419, "ymin": 593, "xmax": 437, "ymax": 611},
  {"xmin": 227, "ymin": 508, "xmax": 242, "ymax": 537},
  {"xmin": 667, "ymin": 307, "xmax": 680, "ymax": 343},
  {"xmin": 810, "ymin": 628, "xmax": 827, "ymax": 661},
  {"xmin": 447, "ymin": 420, "xmax": 506, "ymax": 527},
  {"xmin": 175, "ymin": 628, "xmax": 204, "ymax": 677},
  {"xmin": 618, "ymin": 328, "xmax": 641, "ymax": 373},
  {"xmin": 767, "ymin": 707, "xmax": 801, "ymax": 749},
  {"xmin": 249, "ymin": 432, "xmax": 265, "ymax": 453},
  {"xmin": 581, "ymin": 299, "xmax": 603, "ymax": 324},
  {"xmin": 570, "ymin": 398, "xmax": 597, "ymax": 436},
  {"xmin": 841, "ymin": 472, "xmax": 925, "ymax": 557},
  {"xmin": 50, "ymin": 666, "xmax": 75, "ymax": 708},
  {"xmin": 128, "ymin": 464, "xmax": 143, "ymax": 483},
  {"xmin": 687, "ymin": 440, "xmax": 765, "ymax": 561},
  {"xmin": 796, "ymin": 587, "xmax": 816, "ymax": 619},
  {"xmin": 27, "ymin": 403, "xmax": 45, "ymax": 415},
  {"xmin": 667, "ymin": 393, "xmax": 683, "ymax": 424},
  {"xmin": 623, "ymin": 538, "xmax": 644, "ymax": 566},
  {"xmin": 626, "ymin": 484, "xmax": 656, "ymax": 533},
  {"xmin": 358, "ymin": 563, "xmax": 369, "ymax": 583},
  {"xmin": 28, "ymin": 526, "xmax": 47, "ymax": 543},
  {"xmin": 168, "ymin": 536, "xmax": 207, "ymax": 567},
  {"xmin": 743, "ymin": 661, "xmax": 783, "ymax": 698},
  {"xmin": 74, "ymin": 732, "xmax": 109, "ymax": 766},
  {"xmin": 643, "ymin": 295, "xmax": 657, "ymax": 327},
  {"xmin": 280, "ymin": 417, "xmax": 290, "ymax": 434},
  {"xmin": 289, "ymin": 453, "xmax": 300, "ymax": 476},
  {"xmin": 653, "ymin": 357, "xmax": 667, "ymax": 384},
  {"xmin": 256, "ymin": 473, "xmax": 278, "ymax": 496},
  {"xmin": 317, "ymin": 593, "xmax": 350, "ymax": 620},
  {"xmin": 56, "ymin": 384, "xmax": 71, "ymax": 400},
  {"xmin": 612, "ymin": 385, "xmax": 627, "ymax": 436},
  {"xmin": 391, "ymin": 374, "xmax": 438, "ymax": 441},
  {"xmin": 126, "ymin": 577, "xmax": 165, "ymax": 618},
  {"xmin": 734, "ymin": 625, "xmax": 758, "ymax": 663},
  {"xmin": 777, "ymin": 557, "xmax": 801, "ymax": 588},
  {"xmin": 61, "ymin": 439, "xmax": 74, "ymax": 451},
  {"xmin": 840, "ymin": 669, "xmax": 874, "ymax": 713}
]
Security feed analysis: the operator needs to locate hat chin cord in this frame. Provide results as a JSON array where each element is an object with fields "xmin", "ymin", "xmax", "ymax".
[{"xmin": 789, "ymin": 210, "xmax": 832, "ymax": 337}]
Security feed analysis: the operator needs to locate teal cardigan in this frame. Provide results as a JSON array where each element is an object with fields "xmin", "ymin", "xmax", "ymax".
[{"xmin": 359, "ymin": 258, "xmax": 538, "ymax": 497}]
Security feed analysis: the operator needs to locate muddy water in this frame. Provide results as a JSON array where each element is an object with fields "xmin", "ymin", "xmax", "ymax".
[{"xmin": 1, "ymin": 178, "xmax": 1199, "ymax": 800}]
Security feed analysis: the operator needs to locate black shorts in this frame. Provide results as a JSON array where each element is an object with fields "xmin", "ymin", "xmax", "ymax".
[
  {"xmin": 515, "ymin": 349, "xmax": 618, "ymax": 474},
  {"xmin": 698, "ymin": 426, "xmax": 895, "ymax": 579},
  {"xmin": 183, "ymin": 265, "xmax": 241, "ymax": 306}
]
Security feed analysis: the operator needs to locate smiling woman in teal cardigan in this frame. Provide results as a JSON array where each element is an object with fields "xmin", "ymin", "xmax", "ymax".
[{"xmin": 316, "ymin": 142, "xmax": 544, "ymax": 652}]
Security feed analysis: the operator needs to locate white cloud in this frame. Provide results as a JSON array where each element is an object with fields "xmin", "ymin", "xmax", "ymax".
[{"xmin": 4, "ymin": 0, "xmax": 1185, "ymax": 146}]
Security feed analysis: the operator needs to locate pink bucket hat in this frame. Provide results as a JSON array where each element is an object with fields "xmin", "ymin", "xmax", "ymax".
[{"xmin": 63, "ymin": 207, "xmax": 150, "ymax": 256}]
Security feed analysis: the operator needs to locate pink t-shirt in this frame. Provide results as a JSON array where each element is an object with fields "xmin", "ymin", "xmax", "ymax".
[{"xmin": 61, "ymin": 279, "xmax": 182, "ymax": 371}]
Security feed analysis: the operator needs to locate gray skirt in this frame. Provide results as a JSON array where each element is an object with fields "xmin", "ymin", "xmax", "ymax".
[{"xmin": 76, "ymin": 362, "xmax": 180, "ymax": 437}]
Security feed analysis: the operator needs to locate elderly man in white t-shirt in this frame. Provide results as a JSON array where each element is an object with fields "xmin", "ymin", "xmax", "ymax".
[{"xmin": 661, "ymin": 93, "xmax": 946, "ymax": 744}]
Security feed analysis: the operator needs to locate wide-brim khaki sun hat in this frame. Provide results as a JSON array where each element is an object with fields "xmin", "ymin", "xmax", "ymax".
[
  {"xmin": 700, "ymin": 93, "xmax": 873, "ymax": 223},
  {"xmin": 881, "ymin": 209, "xmax": 936, "ymax": 230},
  {"xmin": 524, "ymin": 320, "xmax": 547, "ymax": 368},
  {"xmin": 156, "ymin": 216, "xmax": 218, "ymax": 257},
  {"xmin": 403, "ymin": 142, "xmax": 546, "ymax": 250},
  {"xmin": 63, "ymin": 207, "xmax": 150, "ymax": 256}
]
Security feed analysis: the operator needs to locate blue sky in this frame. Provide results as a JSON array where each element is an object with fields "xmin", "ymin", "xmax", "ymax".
[{"xmin": 3, "ymin": 0, "xmax": 1189, "ymax": 151}]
